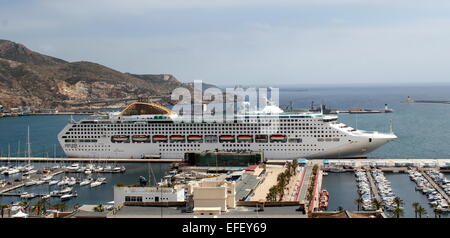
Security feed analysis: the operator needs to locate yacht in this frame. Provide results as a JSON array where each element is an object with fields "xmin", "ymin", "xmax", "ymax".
[
  {"xmin": 80, "ymin": 177, "xmax": 93, "ymax": 186},
  {"xmin": 60, "ymin": 193, "xmax": 77, "ymax": 201}
]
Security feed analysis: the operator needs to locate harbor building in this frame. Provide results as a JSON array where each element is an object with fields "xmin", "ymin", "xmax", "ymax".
[
  {"xmin": 188, "ymin": 179, "xmax": 236, "ymax": 214},
  {"xmin": 184, "ymin": 150, "xmax": 265, "ymax": 167},
  {"xmin": 113, "ymin": 185, "xmax": 185, "ymax": 206}
]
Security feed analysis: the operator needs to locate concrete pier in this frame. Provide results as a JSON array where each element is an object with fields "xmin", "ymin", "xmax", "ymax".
[
  {"xmin": 366, "ymin": 170, "xmax": 382, "ymax": 203},
  {"xmin": 419, "ymin": 170, "xmax": 450, "ymax": 204},
  {"xmin": 0, "ymin": 157, "xmax": 182, "ymax": 163},
  {"xmin": 297, "ymin": 166, "xmax": 313, "ymax": 202},
  {"xmin": 0, "ymin": 193, "xmax": 62, "ymax": 197},
  {"xmin": 0, "ymin": 169, "xmax": 65, "ymax": 194}
]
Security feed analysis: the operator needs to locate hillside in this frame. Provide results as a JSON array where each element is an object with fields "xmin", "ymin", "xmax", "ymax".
[{"xmin": 0, "ymin": 40, "xmax": 195, "ymax": 110}]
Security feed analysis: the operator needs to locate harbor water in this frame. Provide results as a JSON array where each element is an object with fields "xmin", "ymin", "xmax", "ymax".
[
  {"xmin": 321, "ymin": 172, "xmax": 358, "ymax": 211},
  {"xmin": 1, "ymin": 85, "xmax": 449, "ymax": 159},
  {"xmin": 1, "ymin": 84, "xmax": 450, "ymax": 210},
  {"xmin": 322, "ymin": 171, "xmax": 450, "ymax": 218},
  {"xmin": 384, "ymin": 172, "xmax": 436, "ymax": 218}
]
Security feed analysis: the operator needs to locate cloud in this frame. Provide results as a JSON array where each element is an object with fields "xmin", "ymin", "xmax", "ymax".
[{"xmin": 1, "ymin": 0, "xmax": 450, "ymax": 85}]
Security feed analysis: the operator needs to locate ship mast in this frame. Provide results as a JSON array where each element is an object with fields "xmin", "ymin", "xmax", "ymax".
[{"xmin": 27, "ymin": 125, "xmax": 31, "ymax": 159}]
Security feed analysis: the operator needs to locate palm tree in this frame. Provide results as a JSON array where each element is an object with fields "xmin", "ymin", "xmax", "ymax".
[
  {"xmin": 0, "ymin": 204, "xmax": 9, "ymax": 218},
  {"xmin": 430, "ymin": 203, "xmax": 438, "ymax": 218},
  {"xmin": 277, "ymin": 173, "xmax": 285, "ymax": 183},
  {"xmin": 266, "ymin": 187, "xmax": 278, "ymax": 202},
  {"xmin": 33, "ymin": 198, "xmax": 50, "ymax": 216},
  {"xmin": 19, "ymin": 200, "xmax": 30, "ymax": 213},
  {"xmin": 417, "ymin": 206, "xmax": 427, "ymax": 218},
  {"xmin": 355, "ymin": 198, "xmax": 363, "ymax": 211},
  {"xmin": 434, "ymin": 208, "xmax": 444, "ymax": 218},
  {"xmin": 393, "ymin": 197, "xmax": 404, "ymax": 208},
  {"xmin": 412, "ymin": 202, "xmax": 420, "ymax": 218},
  {"xmin": 93, "ymin": 204, "xmax": 104, "ymax": 212},
  {"xmin": 372, "ymin": 200, "xmax": 383, "ymax": 211},
  {"xmin": 292, "ymin": 160, "xmax": 298, "ymax": 175},
  {"xmin": 392, "ymin": 207, "xmax": 404, "ymax": 218},
  {"xmin": 19, "ymin": 200, "xmax": 29, "ymax": 209}
]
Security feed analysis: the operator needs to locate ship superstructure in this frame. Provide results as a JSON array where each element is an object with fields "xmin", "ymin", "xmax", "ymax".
[{"xmin": 58, "ymin": 102, "xmax": 397, "ymax": 159}]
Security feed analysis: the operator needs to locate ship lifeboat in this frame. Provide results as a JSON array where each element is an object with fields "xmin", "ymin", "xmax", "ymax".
[
  {"xmin": 237, "ymin": 135, "xmax": 253, "ymax": 141},
  {"xmin": 170, "ymin": 135, "xmax": 185, "ymax": 141},
  {"xmin": 255, "ymin": 135, "xmax": 268, "ymax": 141},
  {"xmin": 111, "ymin": 135, "xmax": 129, "ymax": 142},
  {"xmin": 152, "ymin": 135, "xmax": 168, "ymax": 142},
  {"xmin": 270, "ymin": 135, "xmax": 286, "ymax": 141},
  {"xmin": 219, "ymin": 135, "xmax": 235, "ymax": 141},
  {"xmin": 187, "ymin": 135, "xmax": 202, "ymax": 141},
  {"xmin": 132, "ymin": 135, "xmax": 150, "ymax": 142}
]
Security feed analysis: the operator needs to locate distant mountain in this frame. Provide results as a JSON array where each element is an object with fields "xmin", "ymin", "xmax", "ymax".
[{"xmin": 0, "ymin": 39, "xmax": 205, "ymax": 110}]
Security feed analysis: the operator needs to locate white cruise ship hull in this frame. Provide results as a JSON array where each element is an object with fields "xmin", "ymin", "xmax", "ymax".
[{"xmin": 58, "ymin": 102, "xmax": 397, "ymax": 160}]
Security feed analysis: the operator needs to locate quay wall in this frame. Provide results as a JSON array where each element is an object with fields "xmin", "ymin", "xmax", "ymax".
[{"xmin": 0, "ymin": 157, "xmax": 182, "ymax": 163}]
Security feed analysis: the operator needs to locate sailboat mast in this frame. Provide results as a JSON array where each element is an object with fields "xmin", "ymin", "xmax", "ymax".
[{"xmin": 27, "ymin": 126, "xmax": 31, "ymax": 159}]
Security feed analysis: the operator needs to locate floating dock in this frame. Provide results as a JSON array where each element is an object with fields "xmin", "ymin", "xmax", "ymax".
[
  {"xmin": 366, "ymin": 170, "xmax": 382, "ymax": 203},
  {"xmin": 0, "ymin": 168, "xmax": 65, "ymax": 194},
  {"xmin": 419, "ymin": 170, "xmax": 450, "ymax": 204}
]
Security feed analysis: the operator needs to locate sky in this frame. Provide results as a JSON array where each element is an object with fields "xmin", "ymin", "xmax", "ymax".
[{"xmin": 1, "ymin": 0, "xmax": 450, "ymax": 86}]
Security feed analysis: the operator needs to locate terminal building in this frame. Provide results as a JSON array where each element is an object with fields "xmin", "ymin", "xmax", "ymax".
[
  {"xmin": 184, "ymin": 150, "xmax": 265, "ymax": 167},
  {"xmin": 113, "ymin": 185, "xmax": 185, "ymax": 206}
]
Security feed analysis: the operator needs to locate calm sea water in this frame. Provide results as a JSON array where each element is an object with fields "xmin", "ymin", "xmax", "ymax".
[
  {"xmin": 321, "ymin": 172, "xmax": 358, "ymax": 211},
  {"xmin": 0, "ymin": 84, "xmax": 449, "ymax": 209},
  {"xmin": 278, "ymin": 85, "xmax": 450, "ymax": 158}
]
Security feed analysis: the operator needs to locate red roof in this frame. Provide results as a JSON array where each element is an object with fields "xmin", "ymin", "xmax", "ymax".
[{"xmin": 245, "ymin": 165, "xmax": 258, "ymax": 171}]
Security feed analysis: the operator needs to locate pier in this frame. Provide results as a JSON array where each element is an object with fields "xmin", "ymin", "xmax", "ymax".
[
  {"xmin": 297, "ymin": 166, "xmax": 313, "ymax": 202},
  {"xmin": 308, "ymin": 168, "xmax": 323, "ymax": 212},
  {"xmin": 0, "ymin": 168, "xmax": 65, "ymax": 194},
  {"xmin": 366, "ymin": 170, "xmax": 382, "ymax": 203},
  {"xmin": 0, "ymin": 157, "xmax": 182, "ymax": 163},
  {"xmin": 0, "ymin": 193, "xmax": 62, "ymax": 197},
  {"xmin": 419, "ymin": 170, "xmax": 450, "ymax": 204}
]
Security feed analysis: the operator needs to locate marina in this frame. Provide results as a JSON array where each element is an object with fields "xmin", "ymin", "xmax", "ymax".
[
  {"xmin": 319, "ymin": 159, "xmax": 450, "ymax": 217},
  {"xmin": 0, "ymin": 163, "xmax": 121, "ymax": 198},
  {"xmin": 0, "ymin": 161, "xmax": 170, "ymax": 211},
  {"xmin": 2, "ymin": 155, "xmax": 450, "ymax": 218}
]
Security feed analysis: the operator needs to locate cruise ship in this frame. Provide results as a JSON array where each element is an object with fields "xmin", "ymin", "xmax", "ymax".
[{"xmin": 58, "ymin": 102, "xmax": 397, "ymax": 160}]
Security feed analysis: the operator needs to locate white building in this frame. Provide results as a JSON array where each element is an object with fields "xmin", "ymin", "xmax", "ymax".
[
  {"xmin": 113, "ymin": 185, "xmax": 185, "ymax": 206},
  {"xmin": 188, "ymin": 179, "xmax": 236, "ymax": 214}
]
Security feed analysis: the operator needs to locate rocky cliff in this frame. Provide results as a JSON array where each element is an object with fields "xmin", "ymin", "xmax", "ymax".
[{"xmin": 0, "ymin": 40, "xmax": 194, "ymax": 110}]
